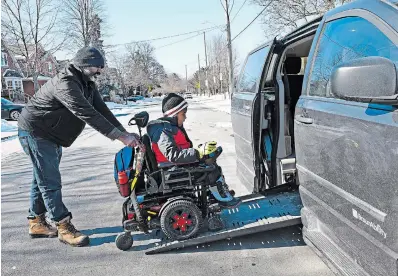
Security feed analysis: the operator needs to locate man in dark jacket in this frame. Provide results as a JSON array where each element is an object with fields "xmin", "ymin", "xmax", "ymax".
[
  {"xmin": 18, "ymin": 46, "xmax": 143, "ymax": 247},
  {"xmin": 146, "ymin": 93, "xmax": 241, "ymax": 208}
]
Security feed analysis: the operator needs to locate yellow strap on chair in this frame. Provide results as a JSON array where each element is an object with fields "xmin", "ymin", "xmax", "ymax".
[{"xmin": 130, "ymin": 173, "xmax": 139, "ymax": 191}]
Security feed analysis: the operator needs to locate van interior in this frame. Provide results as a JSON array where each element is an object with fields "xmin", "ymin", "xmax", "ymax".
[{"xmin": 260, "ymin": 34, "xmax": 316, "ymax": 188}]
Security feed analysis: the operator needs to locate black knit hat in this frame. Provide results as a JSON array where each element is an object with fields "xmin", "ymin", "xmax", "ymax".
[
  {"xmin": 73, "ymin": 46, "xmax": 105, "ymax": 68},
  {"xmin": 162, "ymin": 93, "xmax": 188, "ymax": 117}
]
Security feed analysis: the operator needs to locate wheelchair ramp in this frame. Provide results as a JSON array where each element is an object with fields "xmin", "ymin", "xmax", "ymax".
[{"xmin": 144, "ymin": 190, "xmax": 302, "ymax": 254}]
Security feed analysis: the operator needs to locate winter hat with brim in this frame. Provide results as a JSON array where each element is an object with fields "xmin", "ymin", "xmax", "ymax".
[
  {"xmin": 162, "ymin": 93, "xmax": 188, "ymax": 117},
  {"xmin": 73, "ymin": 46, "xmax": 105, "ymax": 68}
]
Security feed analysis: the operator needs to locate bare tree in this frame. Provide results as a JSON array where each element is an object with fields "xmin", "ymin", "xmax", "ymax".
[
  {"xmin": 2, "ymin": 0, "xmax": 67, "ymax": 92},
  {"xmin": 164, "ymin": 73, "xmax": 184, "ymax": 93},
  {"xmin": 205, "ymin": 33, "xmax": 239, "ymax": 97},
  {"xmin": 60, "ymin": 0, "xmax": 106, "ymax": 52},
  {"xmin": 252, "ymin": 0, "xmax": 352, "ymax": 38},
  {"xmin": 124, "ymin": 42, "xmax": 167, "ymax": 93},
  {"xmin": 108, "ymin": 53, "xmax": 130, "ymax": 104}
]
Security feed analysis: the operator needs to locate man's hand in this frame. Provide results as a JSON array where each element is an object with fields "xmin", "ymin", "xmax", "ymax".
[{"xmin": 118, "ymin": 132, "xmax": 145, "ymax": 151}]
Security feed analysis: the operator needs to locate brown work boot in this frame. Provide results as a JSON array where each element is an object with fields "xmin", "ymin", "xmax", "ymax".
[
  {"xmin": 29, "ymin": 214, "xmax": 58, "ymax": 238},
  {"xmin": 56, "ymin": 216, "xmax": 89, "ymax": 247}
]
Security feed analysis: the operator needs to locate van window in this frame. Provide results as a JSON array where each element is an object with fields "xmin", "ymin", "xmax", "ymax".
[
  {"xmin": 237, "ymin": 46, "xmax": 270, "ymax": 93},
  {"xmin": 308, "ymin": 17, "xmax": 398, "ymax": 97}
]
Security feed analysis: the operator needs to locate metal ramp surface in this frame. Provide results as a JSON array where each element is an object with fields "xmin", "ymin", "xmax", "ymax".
[{"xmin": 143, "ymin": 190, "xmax": 302, "ymax": 254}]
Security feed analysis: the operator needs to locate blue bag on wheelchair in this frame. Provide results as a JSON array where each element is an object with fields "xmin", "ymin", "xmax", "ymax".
[
  {"xmin": 114, "ymin": 146, "xmax": 145, "ymax": 197},
  {"xmin": 114, "ymin": 146, "xmax": 135, "ymax": 182}
]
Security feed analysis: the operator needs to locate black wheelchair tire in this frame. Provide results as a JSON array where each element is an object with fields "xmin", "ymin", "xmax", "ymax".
[
  {"xmin": 160, "ymin": 199, "xmax": 202, "ymax": 241},
  {"xmin": 115, "ymin": 232, "xmax": 133, "ymax": 251}
]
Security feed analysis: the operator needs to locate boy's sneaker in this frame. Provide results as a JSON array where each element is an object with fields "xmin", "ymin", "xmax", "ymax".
[
  {"xmin": 209, "ymin": 176, "xmax": 242, "ymax": 208},
  {"xmin": 28, "ymin": 214, "xmax": 58, "ymax": 238}
]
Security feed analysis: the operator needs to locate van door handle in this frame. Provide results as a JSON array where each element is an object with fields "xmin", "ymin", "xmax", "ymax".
[{"xmin": 295, "ymin": 115, "xmax": 313, "ymax": 124}]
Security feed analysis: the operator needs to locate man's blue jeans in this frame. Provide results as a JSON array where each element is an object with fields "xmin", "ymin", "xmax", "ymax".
[{"xmin": 18, "ymin": 130, "xmax": 71, "ymax": 222}]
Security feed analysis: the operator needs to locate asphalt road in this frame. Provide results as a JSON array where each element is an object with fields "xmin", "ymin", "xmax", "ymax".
[{"xmin": 1, "ymin": 100, "xmax": 333, "ymax": 275}]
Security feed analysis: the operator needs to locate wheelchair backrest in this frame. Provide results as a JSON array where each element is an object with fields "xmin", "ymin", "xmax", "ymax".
[{"xmin": 142, "ymin": 134, "xmax": 159, "ymax": 172}]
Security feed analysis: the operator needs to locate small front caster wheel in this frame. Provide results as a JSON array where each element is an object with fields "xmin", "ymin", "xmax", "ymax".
[
  {"xmin": 115, "ymin": 232, "xmax": 133, "ymax": 251},
  {"xmin": 208, "ymin": 215, "xmax": 225, "ymax": 231}
]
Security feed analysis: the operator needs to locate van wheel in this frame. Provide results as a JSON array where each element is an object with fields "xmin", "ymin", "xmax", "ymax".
[{"xmin": 160, "ymin": 200, "xmax": 202, "ymax": 241}]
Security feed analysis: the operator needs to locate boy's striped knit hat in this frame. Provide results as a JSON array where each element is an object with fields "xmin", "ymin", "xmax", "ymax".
[{"xmin": 162, "ymin": 93, "xmax": 188, "ymax": 117}]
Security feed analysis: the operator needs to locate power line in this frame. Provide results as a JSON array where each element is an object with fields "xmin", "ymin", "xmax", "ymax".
[
  {"xmin": 231, "ymin": 0, "xmax": 247, "ymax": 22},
  {"xmin": 103, "ymin": 25, "xmax": 224, "ymax": 48},
  {"xmin": 156, "ymin": 33, "xmax": 202, "ymax": 50},
  {"xmin": 231, "ymin": 1, "xmax": 272, "ymax": 41}
]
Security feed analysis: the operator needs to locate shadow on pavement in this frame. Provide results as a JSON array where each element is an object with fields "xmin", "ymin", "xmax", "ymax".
[{"xmin": 81, "ymin": 226, "xmax": 153, "ymax": 247}]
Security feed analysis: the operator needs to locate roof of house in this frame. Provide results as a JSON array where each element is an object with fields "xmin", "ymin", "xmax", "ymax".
[
  {"xmin": 0, "ymin": 40, "xmax": 24, "ymax": 76},
  {"xmin": 3, "ymin": 69, "xmax": 23, "ymax": 78}
]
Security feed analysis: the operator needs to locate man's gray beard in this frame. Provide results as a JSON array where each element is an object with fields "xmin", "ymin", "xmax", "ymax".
[{"xmin": 82, "ymin": 68, "xmax": 100, "ymax": 79}]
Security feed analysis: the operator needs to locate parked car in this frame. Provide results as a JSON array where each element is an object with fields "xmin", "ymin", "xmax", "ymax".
[
  {"xmin": 127, "ymin": 95, "xmax": 145, "ymax": 102},
  {"xmin": 231, "ymin": 0, "xmax": 398, "ymax": 275},
  {"xmin": 1, "ymin": 98, "xmax": 24, "ymax": 121},
  {"xmin": 184, "ymin": 91, "xmax": 193, "ymax": 99}
]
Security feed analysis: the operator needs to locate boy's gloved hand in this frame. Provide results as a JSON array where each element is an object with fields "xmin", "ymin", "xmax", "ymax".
[{"xmin": 196, "ymin": 141, "xmax": 222, "ymax": 164}]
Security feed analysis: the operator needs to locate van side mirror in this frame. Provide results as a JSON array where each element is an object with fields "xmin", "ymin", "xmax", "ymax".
[{"xmin": 330, "ymin": 57, "xmax": 398, "ymax": 105}]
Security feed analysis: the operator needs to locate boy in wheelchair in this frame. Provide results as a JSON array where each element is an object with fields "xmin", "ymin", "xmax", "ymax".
[{"xmin": 146, "ymin": 93, "xmax": 241, "ymax": 208}]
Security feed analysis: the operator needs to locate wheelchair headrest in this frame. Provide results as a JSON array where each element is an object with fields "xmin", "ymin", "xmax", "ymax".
[{"xmin": 129, "ymin": 111, "xmax": 149, "ymax": 128}]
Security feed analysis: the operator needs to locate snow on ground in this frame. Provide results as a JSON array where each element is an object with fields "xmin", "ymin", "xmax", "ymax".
[
  {"xmin": 192, "ymin": 94, "xmax": 231, "ymax": 114},
  {"xmin": 1, "ymin": 99, "xmax": 163, "ymax": 160},
  {"xmin": 105, "ymin": 97, "xmax": 163, "ymax": 116},
  {"xmin": 0, "ymin": 95, "xmax": 222, "ymax": 161},
  {"xmin": 105, "ymin": 97, "xmax": 163, "ymax": 109},
  {"xmin": 1, "ymin": 119, "xmax": 18, "ymax": 133}
]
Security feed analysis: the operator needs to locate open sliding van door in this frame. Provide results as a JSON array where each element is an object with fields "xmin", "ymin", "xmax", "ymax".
[{"xmin": 231, "ymin": 40, "xmax": 278, "ymax": 193}]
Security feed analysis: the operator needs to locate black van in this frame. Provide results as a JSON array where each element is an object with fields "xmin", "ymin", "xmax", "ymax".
[{"xmin": 231, "ymin": 0, "xmax": 398, "ymax": 275}]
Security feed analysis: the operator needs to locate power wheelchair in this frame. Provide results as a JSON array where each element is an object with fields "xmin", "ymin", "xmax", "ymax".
[{"xmin": 114, "ymin": 111, "xmax": 228, "ymax": 251}]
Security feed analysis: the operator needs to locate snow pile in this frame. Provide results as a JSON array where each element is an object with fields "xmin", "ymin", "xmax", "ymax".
[
  {"xmin": 1, "ymin": 120, "xmax": 21, "ymax": 159},
  {"xmin": 105, "ymin": 98, "xmax": 162, "ymax": 111},
  {"xmin": 1, "ymin": 119, "xmax": 18, "ymax": 132},
  {"xmin": 105, "ymin": 102, "xmax": 135, "ymax": 110},
  {"xmin": 141, "ymin": 97, "xmax": 163, "ymax": 103}
]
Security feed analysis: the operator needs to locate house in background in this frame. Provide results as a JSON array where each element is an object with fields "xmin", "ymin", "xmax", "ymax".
[
  {"xmin": 6, "ymin": 43, "xmax": 58, "ymax": 97},
  {"xmin": 1, "ymin": 40, "xmax": 25, "ymax": 102}
]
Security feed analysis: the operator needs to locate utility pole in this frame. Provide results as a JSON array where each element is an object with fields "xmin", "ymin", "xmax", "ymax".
[
  {"xmin": 185, "ymin": 64, "xmax": 188, "ymax": 93},
  {"xmin": 203, "ymin": 32, "xmax": 209, "ymax": 97},
  {"xmin": 224, "ymin": 0, "xmax": 234, "ymax": 99},
  {"xmin": 197, "ymin": 54, "xmax": 201, "ymax": 96}
]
